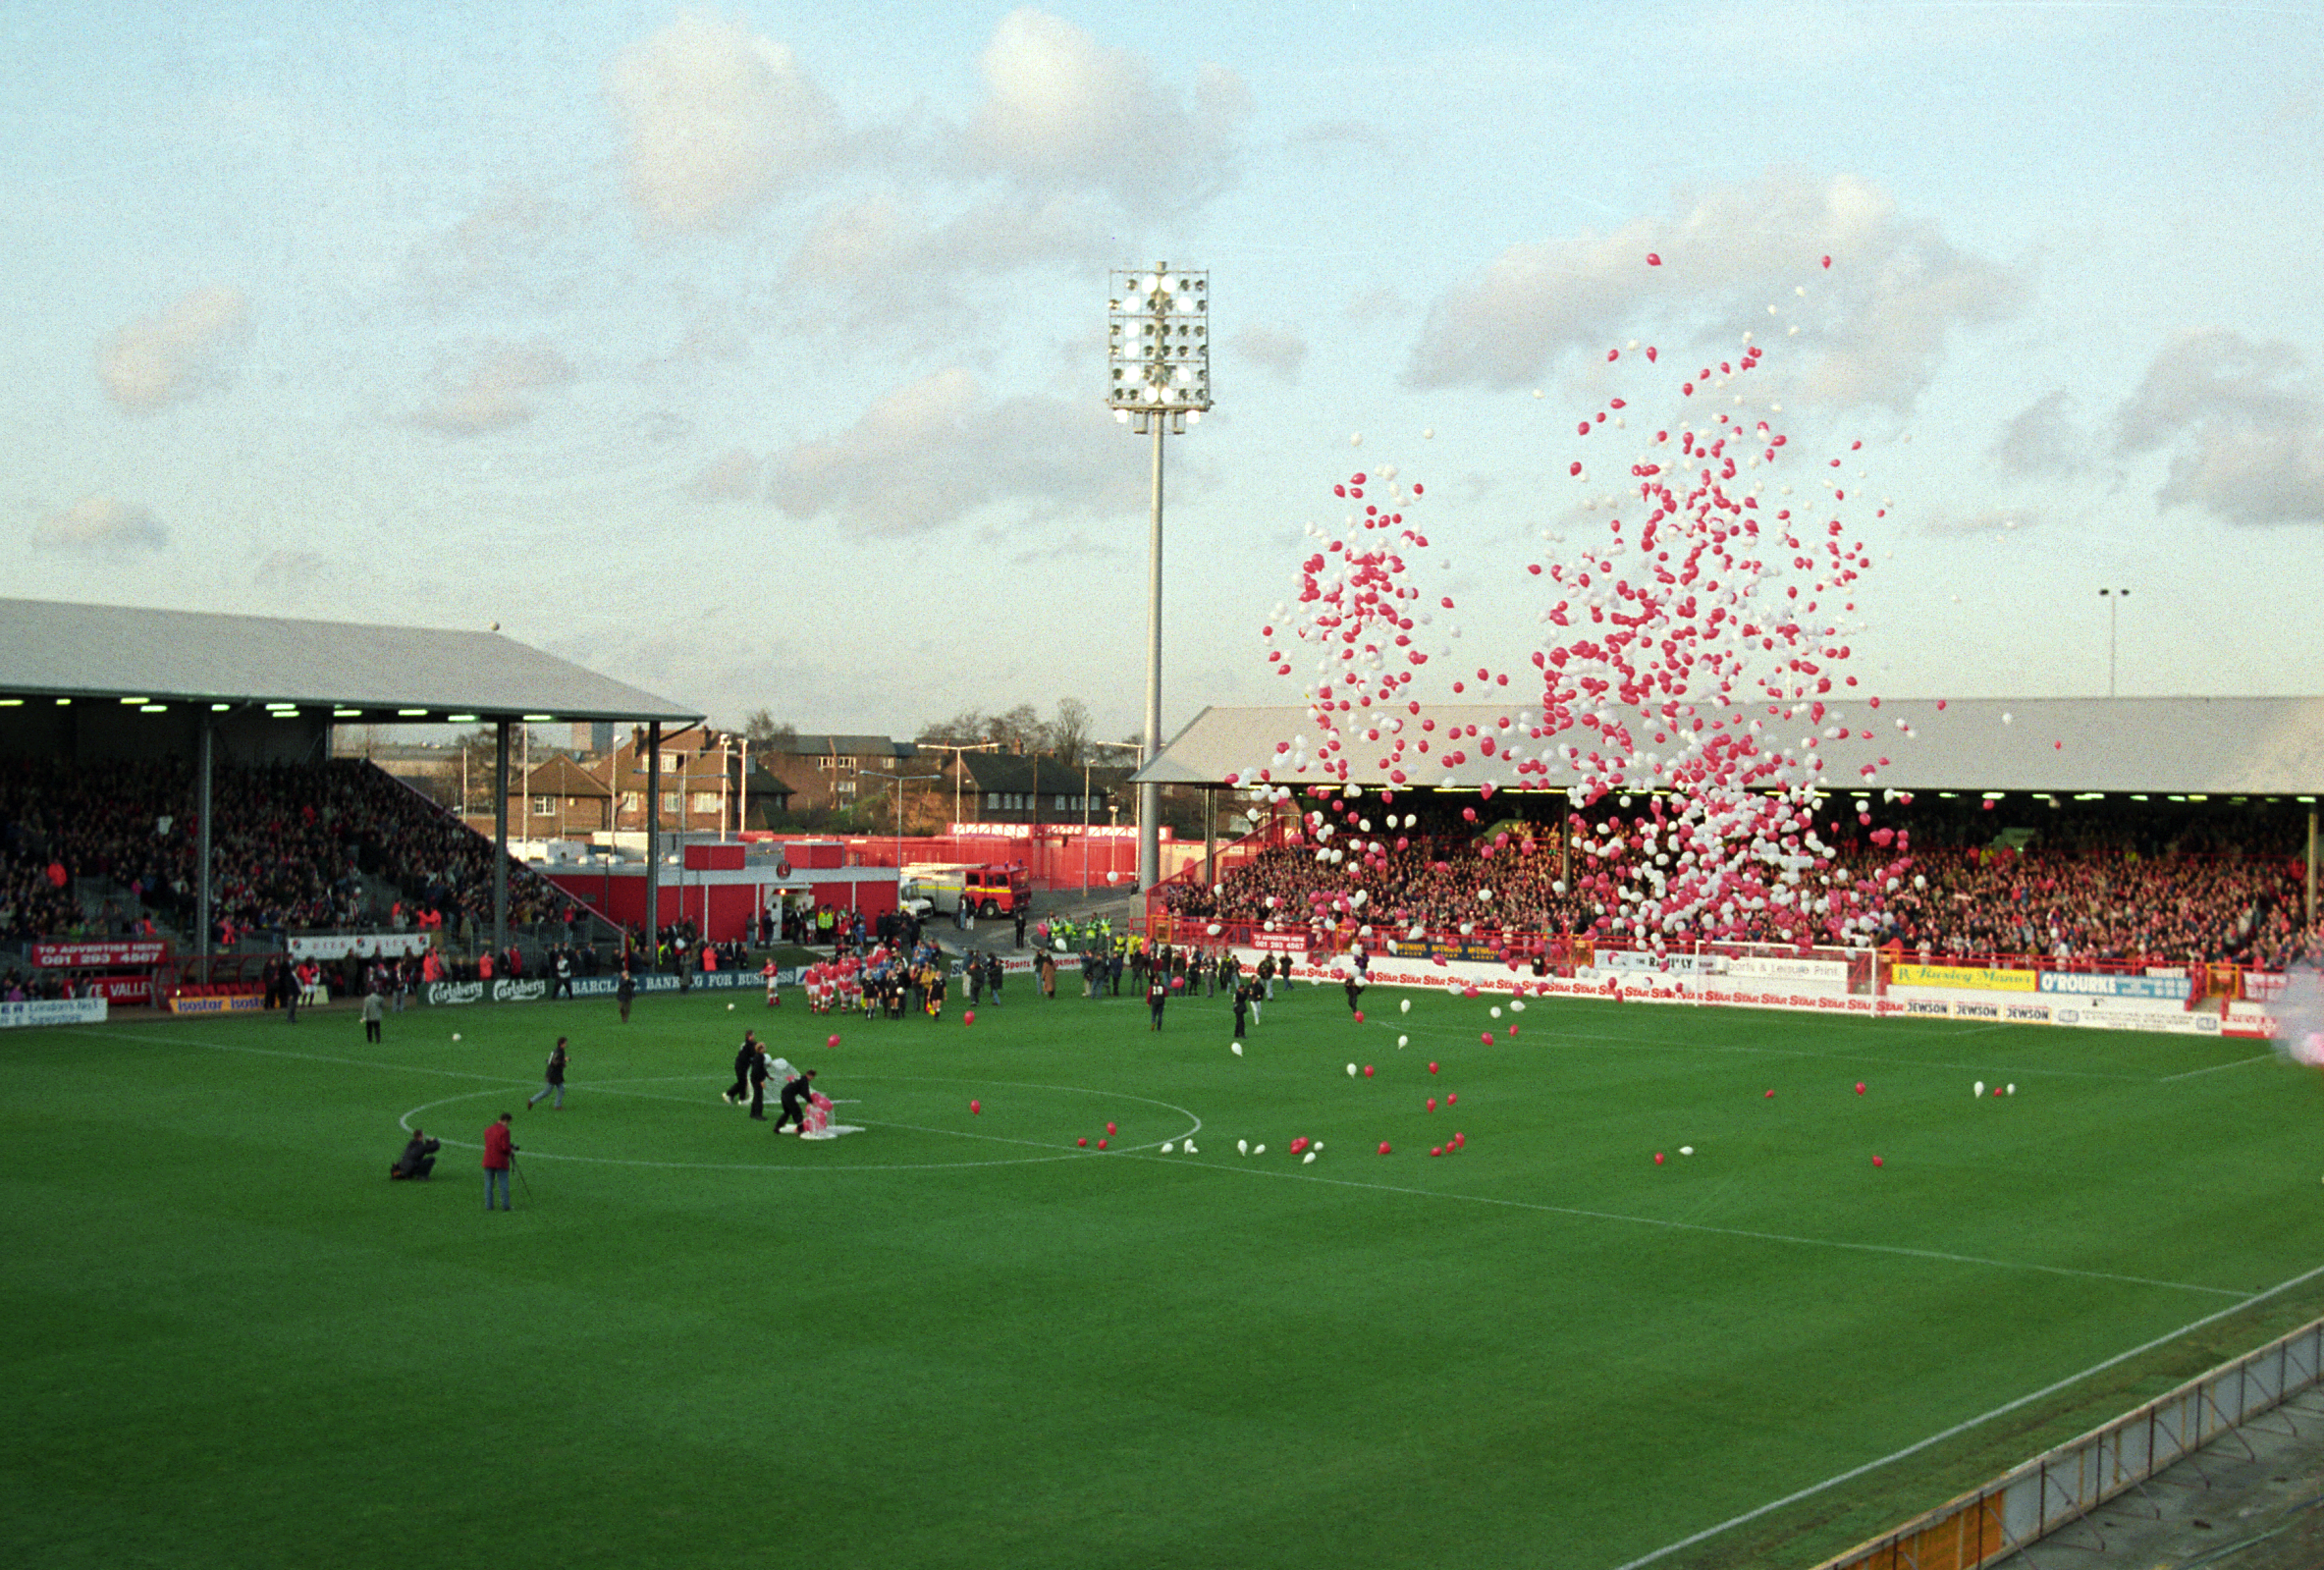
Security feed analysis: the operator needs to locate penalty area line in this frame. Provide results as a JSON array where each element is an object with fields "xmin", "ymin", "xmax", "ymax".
[{"xmin": 1601, "ymin": 1256, "xmax": 2324, "ymax": 1570}]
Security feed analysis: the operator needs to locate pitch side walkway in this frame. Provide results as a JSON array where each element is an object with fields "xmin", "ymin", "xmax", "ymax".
[{"xmin": 1984, "ymin": 1385, "xmax": 2324, "ymax": 1569}]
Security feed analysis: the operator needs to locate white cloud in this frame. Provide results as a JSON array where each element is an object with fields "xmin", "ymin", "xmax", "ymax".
[
  {"xmin": 768, "ymin": 367, "xmax": 1136, "ymax": 535},
  {"xmin": 254, "ymin": 549, "xmax": 331, "ymax": 584},
  {"xmin": 1989, "ymin": 389, "xmax": 2088, "ymax": 478},
  {"xmin": 96, "ymin": 287, "xmax": 247, "ymax": 409},
  {"xmin": 690, "ymin": 448, "xmax": 763, "ymax": 502},
  {"xmin": 1232, "ymin": 324, "xmax": 1309, "ymax": 384},
  {"xmin": 604, "ymin": 10, "xmax": 840, "ymax": 232},
  {"xmin": 787, "ymin": 192, "xmax": 1109, "ymax": 332},
  {"xmin": 1919, "ymin": 507, "xmax": 2045, "ymax": 539},
  {"xmin": 958, "ymin": 9, "xmax": 1249, "ymax": 210},
  {"xmin": 403, "ymin": 189, "xmax": 576, "ymax": 305},
  {"xmin": 418, "ymin": 343, "xmax": 577, "ymax": 434},
  {"xmin": 32, "ymin": 495, "xmax": 169, "ymax": 554},
  {"xmin": 1346, "ymin": 288, "xmax": 1411, "ymax": 323},
  {"xmin": 2116, "ymin": 330, "xmax": 2324, "ymax": 524},
  {"xmin": 1405, "ymin": 171, "xmax": 2024, "ymax": 411}
]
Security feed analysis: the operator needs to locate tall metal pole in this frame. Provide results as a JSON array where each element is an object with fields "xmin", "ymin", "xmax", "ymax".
[
  {"xmin": 2100, "ymin": 588, "xmax": 2129, "ymax": 697},
  {"xmin": 1140, "ymin": 416, "xmax": 1163, "ymax": 892},
  {"xmin": 197, "ymin": 710, "xmax": 216, "ymax": 980},
  {"xmin": 1109, "ymin": 264, "xmax": 1208, "ymax": 892},
  {"xmin": 645, "ymin": 723, "xmax": 662, "ymax": 962},
  {"xmin": 492, "ymin": 719, "xmax": 511, "ymax": 963},
  {"xmin": 2307, "ymin": 808, "xmax": 2317, "ymax": 946}
]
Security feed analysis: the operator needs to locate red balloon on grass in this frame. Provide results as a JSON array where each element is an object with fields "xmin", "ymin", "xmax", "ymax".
[
  {"xmin": 827, "ymin": 1034, "xmax": 839, "ymax": 1049},
  {"xmin": 1077, "ymin": 1137, "xmax": 1088, "ymax": 1148},
  {"xmin": 1378, "ymin": 1141, "xmax": 1392, "ymax": 1156},
  {"xmin": 1353, "ymin": 1009, "xmax": 1365, "ymax": 1023},
  {"xmin": 963, "ymin": 1010, "xmax": 975, "ymax": 1025},
  {"xmin": 969, "ymin": 1100, "xmax": 981, "ymax": 1114}
]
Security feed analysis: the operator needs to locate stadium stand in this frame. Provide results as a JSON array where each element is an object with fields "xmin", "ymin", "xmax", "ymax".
[
  {"xmin": 1143, "ymin": 702, "xmax": 2322, "ymax": 974},
  {"xmin": 0, "ymin": 599, "xmax": 699, "ymax": 996}
]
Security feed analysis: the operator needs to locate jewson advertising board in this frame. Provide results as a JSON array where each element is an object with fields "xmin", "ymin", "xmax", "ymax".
[{"xmin": 1236, "ymin": 948, "xmax": 2229, "ymax": 1039}]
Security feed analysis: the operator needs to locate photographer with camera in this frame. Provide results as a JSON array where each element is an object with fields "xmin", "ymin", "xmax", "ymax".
[
  {"xmin": 391, "ymin": 1128, "xmax": 440, "ymax": 1180},
  {"xmin": 483, "ymin": 1113, "xmax": 515, "ymax": 1211}
]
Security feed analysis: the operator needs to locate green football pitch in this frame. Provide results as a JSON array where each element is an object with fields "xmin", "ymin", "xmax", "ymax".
[{"xmin": 5, "ymin": 980, "xmax": 2321, "ymax": 1570}]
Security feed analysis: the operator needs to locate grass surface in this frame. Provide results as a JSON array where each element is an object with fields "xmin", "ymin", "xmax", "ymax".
[{"xmin": 5, "ymin": 981, "xmax": 2321, "ymax": 1569}]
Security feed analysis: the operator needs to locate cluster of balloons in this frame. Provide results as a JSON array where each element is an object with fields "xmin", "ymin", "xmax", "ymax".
[{"xmin": 1224, "ymin": 251, "xmax": 1918, "ymax": 948}]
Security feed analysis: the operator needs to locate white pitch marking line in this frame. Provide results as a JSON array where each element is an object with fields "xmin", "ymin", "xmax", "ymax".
[
  {"xmin": 400, "ymin": 1073, "xmax": 1202, "ymax": 1171},
  {"xmin": 1134, "ymin": 1155, "xmax": 2250, "ymax": 1299},
  {"xmin": 2157, "ymin": 1053, "xmax": 2274, "ymax": 1082},
  {"xmin": 1600, "ymin": 1257, "xmax": 2324, "ymax": 1570},
  {"xmin": 84, "ymin": 1027, "xmax": 532, "ymax": 1085}
]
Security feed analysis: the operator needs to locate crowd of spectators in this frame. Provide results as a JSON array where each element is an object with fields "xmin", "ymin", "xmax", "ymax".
[
  {"xmin": 0, "ymin": 756, "xmax": 584, "ymax": 944},
  {"xmin": 1163, "ymin": 796, "xmax": 2315, "ymax": 972}
]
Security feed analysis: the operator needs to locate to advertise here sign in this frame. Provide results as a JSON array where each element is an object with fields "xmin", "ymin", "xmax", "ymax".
[{"xmin": 31, "ymin": 940, "xmax": 169, "ymax": 969}]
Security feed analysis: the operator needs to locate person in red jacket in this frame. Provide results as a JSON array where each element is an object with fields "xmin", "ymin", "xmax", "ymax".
[{"xmin": 482, "ymin": 1112, "xmax": 516, "ymax": 1211}]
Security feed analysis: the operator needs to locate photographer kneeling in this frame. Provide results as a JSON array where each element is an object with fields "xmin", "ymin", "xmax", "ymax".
[{"xmin": 391, "ymin": 1128, "xmax": 441, "ymax": 1181}]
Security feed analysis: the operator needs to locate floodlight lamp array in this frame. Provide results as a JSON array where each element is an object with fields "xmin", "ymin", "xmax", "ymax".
[{"xmin": 1108, "ymin": 263, "xmax": 1210, "ymax": 431}]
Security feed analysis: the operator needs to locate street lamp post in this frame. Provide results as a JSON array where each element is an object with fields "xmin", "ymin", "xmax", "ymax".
[
  {"xmin": 2099, "ymin": 587, "xmax": 2131, "ymax": 697},
  {"xmin": 861, "ymin": 769, "xmax": 944, "ymax": 897},
  {"xmin": 1080, "ymin": 739, "xmax": 1141, "ymax": 894},
  {"xmin": 1108, "ymin": 263, "xmax": 1211, "ymax": 895}
]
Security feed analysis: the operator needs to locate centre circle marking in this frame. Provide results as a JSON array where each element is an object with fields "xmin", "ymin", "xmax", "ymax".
[{"xmin": 400, "ymin": 1071, "xmax": 1203, "ymax": 1172}]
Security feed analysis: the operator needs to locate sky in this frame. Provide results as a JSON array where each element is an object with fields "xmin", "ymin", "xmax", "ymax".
[{"xmin": 5, "ymin": 1, "xmax": 2321, "ymax": 747}]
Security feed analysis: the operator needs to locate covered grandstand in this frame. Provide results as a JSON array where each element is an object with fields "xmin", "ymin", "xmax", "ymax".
[
  {"xmin": 1132, "ymin": 698, "xmax": 2321, "ymax": 972},
  {"xmin": 0, "ymin": 599, "xmax": 701, "ymax": 985}
]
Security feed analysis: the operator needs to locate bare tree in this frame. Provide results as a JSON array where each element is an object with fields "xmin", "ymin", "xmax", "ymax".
[
  {"xmin": 986, "ymin": 703, "xmax": 1045, "ymax": 754},
  {"xmin": 1050, "ymin": 697, "xmax": 1091, "ymax": 768},
  {"xmin": 917, "ymin": 709, "xmax": 987, "ymax": 746},
  {"xmin": 741, "ymin": 709, "xmax": 797, "ymax": 748}
]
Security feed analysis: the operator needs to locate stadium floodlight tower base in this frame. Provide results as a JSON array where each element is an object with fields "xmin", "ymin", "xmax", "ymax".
[{"xmin": 1108, "ymin": 264, "xmax": 1211, "ymax": 893}]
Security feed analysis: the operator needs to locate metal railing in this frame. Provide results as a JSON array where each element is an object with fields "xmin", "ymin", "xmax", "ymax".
[{"xmin": 1811, "ymin": 1315, "xmax": 2324, "ymax": 1570}]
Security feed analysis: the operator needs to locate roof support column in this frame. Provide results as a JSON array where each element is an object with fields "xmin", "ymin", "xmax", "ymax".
[
  {"xmin": 195, "ymin": 711, "xmax": 213, "ymax": 985},
  {"xmin": 2306, "ymin": 807, "xmax": 2316, "ymax": 944},
  {"xmin": 645, "ymin": 723, "xmax": 662, "ymax": 967},
  {"xmin": 493, "ymin": 719, "xmax": 510, "ymax": 966}
]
